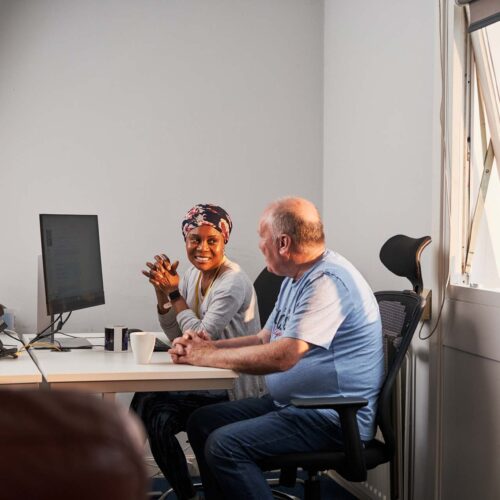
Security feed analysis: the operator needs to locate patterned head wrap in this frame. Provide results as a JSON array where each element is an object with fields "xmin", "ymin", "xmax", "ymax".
[{"xmin": 181, "ymin": 204, "xmax": 233, "ymax": 243}]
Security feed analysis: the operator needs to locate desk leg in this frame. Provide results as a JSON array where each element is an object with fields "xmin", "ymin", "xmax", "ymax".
[{"xmin": 102, "ymin": 392, "xmax": 116, "ymax": 402}]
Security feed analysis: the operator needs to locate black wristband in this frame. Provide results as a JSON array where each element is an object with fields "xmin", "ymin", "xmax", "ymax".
[{"xmin": 168, "ymin": 289, "xmax": 181, "ymax": 302}]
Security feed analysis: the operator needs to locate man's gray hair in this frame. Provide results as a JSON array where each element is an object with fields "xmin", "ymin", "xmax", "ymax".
[{"xmin": 267, "ymin": 198, "xmax": 325, "ymax": 249}]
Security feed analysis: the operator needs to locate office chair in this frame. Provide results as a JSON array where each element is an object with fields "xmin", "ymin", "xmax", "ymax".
[
  {"xmin": 253, "ymin": 267, "xmax": 285, "ymax": 327},
  {"xmin": 259, "ymin": 234, "xmax": 431, "ymax": 500}
]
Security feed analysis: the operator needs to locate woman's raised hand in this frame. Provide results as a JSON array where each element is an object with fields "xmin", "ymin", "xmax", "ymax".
[{"xmin": 142, "ymin": 254, "xmax": 180, "ymax": 294}]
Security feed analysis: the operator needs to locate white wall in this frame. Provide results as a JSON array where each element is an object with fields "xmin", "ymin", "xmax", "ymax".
[
  {"xmin": 441, "ymin": 287, "xmax": 500, "ymax": 499},
  {"xmin": 323, "ymin": 2, "xmax": 441, "ymax": 499},
  {"xmin": 0, "ymin": 0, "xmax": 324, "ymax": 334}
]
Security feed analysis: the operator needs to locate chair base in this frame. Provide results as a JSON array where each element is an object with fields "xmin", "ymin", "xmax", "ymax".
[
  {"xmin": 156, "ymin": 482, "xmax": 203, "ymax": 500},
  {"xmin": 154, "ymin": 478, "xmax": 303, "ymax": 500},
  {"xmin": 271, "ymin": 491, "xmax": 301, "ymax": 500},
  {"xmin": 267, "ymin": 476, "xmax": 304, "ymax": 500}
]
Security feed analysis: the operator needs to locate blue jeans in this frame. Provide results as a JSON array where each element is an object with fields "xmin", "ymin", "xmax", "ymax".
[
  {"xmin": 131, "ymin": 390, "xmax": 228, "ymax": 500},
  {"xmin": 186, "ymin": 395, "xmax": 344, "ymax": 500}
]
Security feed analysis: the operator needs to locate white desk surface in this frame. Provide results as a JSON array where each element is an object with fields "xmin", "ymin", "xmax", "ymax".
[
  {"xmin": 30, "ymin": 333, "xmax": 237, "ymax": 396},
  {"xmin": 0, "ymin": 343, "xmax": 42, "ymax": 388}
]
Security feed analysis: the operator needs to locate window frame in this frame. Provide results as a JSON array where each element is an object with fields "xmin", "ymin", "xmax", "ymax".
[{"xmin": 446, "ymin": 1, "xmax": 500, "ymax": 297}]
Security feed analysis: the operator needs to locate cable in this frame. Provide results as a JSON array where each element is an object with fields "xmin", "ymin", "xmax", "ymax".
[
  {"xmin": 27, "ymin": 311, "xmax": 77, "ymax": 349},
  {"xmin": 36, "ymin": 313, "xmax": 62, "ymax": 337},
  {"xmin": 50, "ymin": 311, "xmax": 80, "ymax": 339},
  {"xmin": 2, "ymin": 329, "xmax": 23, "ymax": 346},
  {"xmin": 1, "ymin": 321, "xmax": 63, "ymax": 355},
  {"xmin": 23, "ymin": 341, "xmax": 61, "ymax": 351},
  {"xmin": 31, "ymin": 310, "xmax": 79, "ymax": 349},
  {"xmin": 28, "ymin": 313, "xmax": 63, "ymax": 346},
  {"xmin": 55, "ymin": 311, "xmax": 73, "ymax": 334},
  {"xmin": 0, "ymin": 328, "xmax": 60, "ymax": 354},
  {"xmin": 1, "ymin": 326, "xmax": 27, "ymax": 354},
  {"xmin": 417, "ymin": 286, "xmax": 448, "ymax": 341}
]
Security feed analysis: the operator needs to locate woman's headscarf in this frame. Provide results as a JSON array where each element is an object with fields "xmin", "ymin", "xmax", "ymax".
[{"xmin": 181, "ymin": 204, "xmax": 233, "ymax": 243}]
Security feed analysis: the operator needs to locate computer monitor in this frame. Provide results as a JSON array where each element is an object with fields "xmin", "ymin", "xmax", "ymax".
[{"xmin": 39, "ymin": 214, "xmax": 105, "ymax": 348}]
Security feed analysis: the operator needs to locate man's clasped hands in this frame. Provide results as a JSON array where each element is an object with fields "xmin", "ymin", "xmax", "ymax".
[{"xmin": 168, "ymin": 330, "xmax": 215, "ymax": 366}]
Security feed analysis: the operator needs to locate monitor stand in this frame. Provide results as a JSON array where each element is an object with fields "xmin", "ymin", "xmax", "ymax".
[
  {"xmin": 32, "ymin": 336, "xmax": 92, "ymax": 349},
  {"xmin": 37, "ymin": 255, "xmax": 52, "ymax": 334},
  {"xmin": 54, "ymin": 336, "xmax": 93, "ymax": 349},
  {"xmin": 32, "ymin": 331, "xmax": 93, "ymax": 350},
  {"xmin": 35, "ymin": 260, "xmax": 92, "ymax": 349}
]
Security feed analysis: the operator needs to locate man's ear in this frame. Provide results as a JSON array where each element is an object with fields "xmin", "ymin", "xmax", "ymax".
[{"xmin": 278, "ymin": 234, "xmax": 291, "ymax": 255}]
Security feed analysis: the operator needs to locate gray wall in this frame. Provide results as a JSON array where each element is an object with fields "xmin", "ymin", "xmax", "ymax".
[
  {"xmin": 323, "ymin": 2, "xmax": 440, "ymax": 499},
  {"xmin": 0, "ymin": 0, "xmax": 324, "ymax": 333}
]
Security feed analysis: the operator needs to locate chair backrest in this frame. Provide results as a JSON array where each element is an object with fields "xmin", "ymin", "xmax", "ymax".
[
  {"xmin": 379, "ymin": 235, "xmax": 431, "ymax": 294},
  {"xmin": 374, "ymin": 290, "xmax": 425, "ymax": 455},
  {"xmin": 253, "ymin": 267, "xmax": 285, "ymax": 327}
]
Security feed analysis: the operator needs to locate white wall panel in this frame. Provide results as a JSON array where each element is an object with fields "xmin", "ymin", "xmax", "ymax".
[
  {"xmin": 442, "ymin": 346, "xmax": 500, "ymax": 500},
  {"xmin": 445, "ymin": 287, "xmax": 500, "ymax": 362}
]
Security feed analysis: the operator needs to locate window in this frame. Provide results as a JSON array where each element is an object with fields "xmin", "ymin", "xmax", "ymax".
[{"xmin": 447, "ymin": 2, "xmax": 500, "ymax": 291}]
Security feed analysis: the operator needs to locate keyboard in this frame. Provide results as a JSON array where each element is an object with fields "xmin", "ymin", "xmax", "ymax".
[{"xmin": 154, "ymin": 338, "xmax": 171, "ymax": 352}]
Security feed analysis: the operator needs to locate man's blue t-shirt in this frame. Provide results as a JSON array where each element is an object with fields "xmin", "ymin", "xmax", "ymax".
[{"xmin": 264, "ymin": 249, "xmax": 384, "ymax": 441}]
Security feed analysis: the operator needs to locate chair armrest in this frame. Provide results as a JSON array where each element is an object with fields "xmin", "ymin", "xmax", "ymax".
[
  {"xmin": 291, "ymin": 396, "xmax": 368, "ymax": 410},
  {"xmin": 290, "ymin": 396, "xmax": 368, "ymax": 482}
]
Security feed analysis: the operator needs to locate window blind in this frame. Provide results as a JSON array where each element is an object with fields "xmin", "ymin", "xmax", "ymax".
[{"xmin": 456, "ymin": 0, "xmax": 500, "ymax": 31}]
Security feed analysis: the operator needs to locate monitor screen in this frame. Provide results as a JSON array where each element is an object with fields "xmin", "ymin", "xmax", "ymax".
[{"xmin": 39, "ymin": 214, "xmax": 105, "ymax": 315}]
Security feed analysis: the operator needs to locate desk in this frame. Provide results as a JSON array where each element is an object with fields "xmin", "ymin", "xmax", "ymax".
[
  {"xmin": 0, "ymin": 349, "xmax": 42, "ymax": 389},
  {"xmin": 31, "ymin": 334, "xmax": 237, "ymax": 400}
]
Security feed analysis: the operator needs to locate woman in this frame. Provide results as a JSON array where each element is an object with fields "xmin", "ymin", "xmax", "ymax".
[{"xmin": 131, "ymin": 203, "xmax": 264, "ymax": 500}]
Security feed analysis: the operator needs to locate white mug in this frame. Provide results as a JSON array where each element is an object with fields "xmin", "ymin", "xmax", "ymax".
[{"xmin": 130, "ymin": 332, "xmax": 156, "ymax": 364}]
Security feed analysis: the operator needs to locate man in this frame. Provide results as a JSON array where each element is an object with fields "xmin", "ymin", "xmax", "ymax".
[{"xmin": 169, "ymin": 197, "xmax": 384, "ymax": 500}]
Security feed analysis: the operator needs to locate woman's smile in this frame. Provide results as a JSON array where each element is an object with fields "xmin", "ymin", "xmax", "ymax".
[{"xmin": 186, "ymin": 225, "xmax": 225, "ymax": 273}]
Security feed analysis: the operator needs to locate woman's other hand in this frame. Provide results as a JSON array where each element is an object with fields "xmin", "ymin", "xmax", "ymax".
[{"xmin": 142, "ymin": 254, "xmax": 180, "ymax": 312}]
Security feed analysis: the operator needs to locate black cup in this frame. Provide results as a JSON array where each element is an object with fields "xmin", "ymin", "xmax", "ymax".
[{"xmin": 104, "ymin": 326, "xmax": 129, "ymax": 352}]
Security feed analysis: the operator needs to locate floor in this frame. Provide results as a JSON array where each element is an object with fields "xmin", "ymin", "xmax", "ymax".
[{"xmin": 148, "ymin": 471, "xmax": 359, "ymax": 499}]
